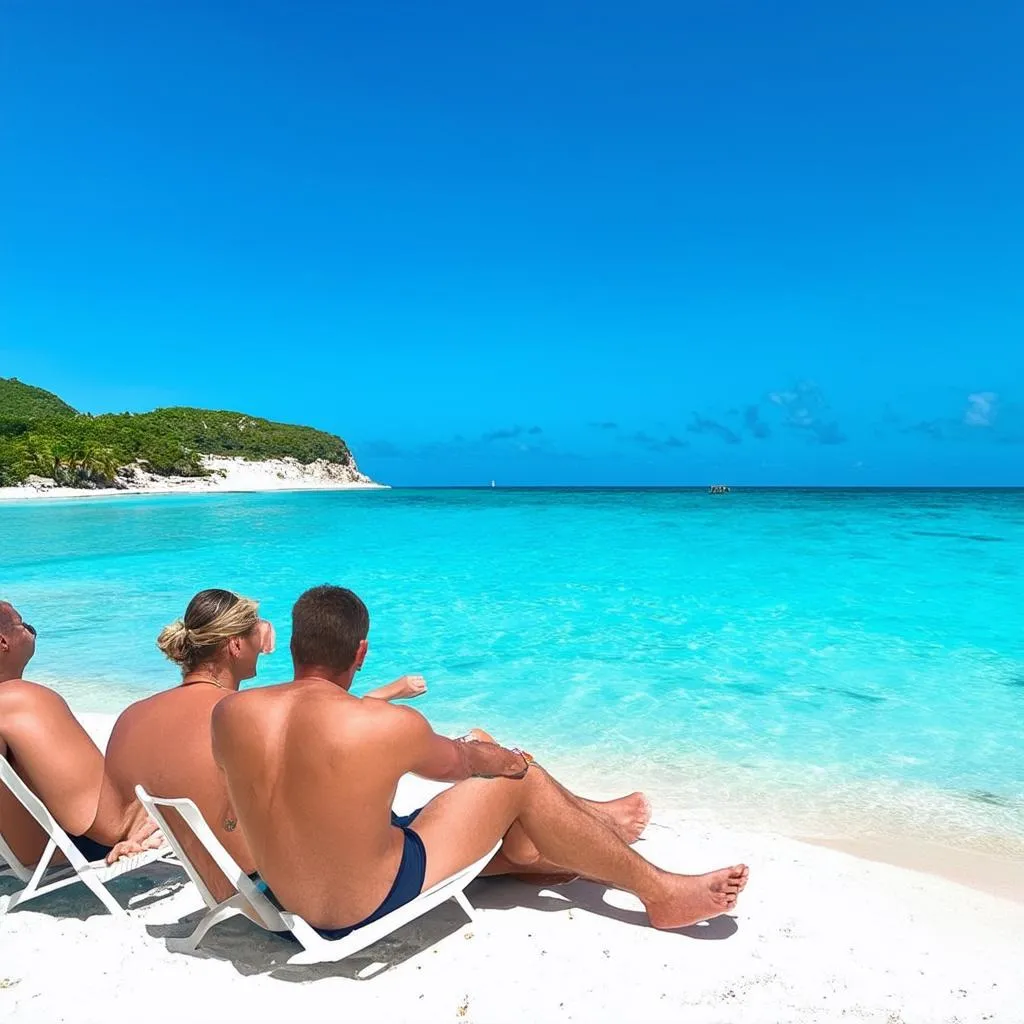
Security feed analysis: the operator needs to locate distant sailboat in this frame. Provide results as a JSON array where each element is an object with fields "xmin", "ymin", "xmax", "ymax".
[{"xmin": 490, "ymin": 480, "xmax": 496, "ymax": 488}]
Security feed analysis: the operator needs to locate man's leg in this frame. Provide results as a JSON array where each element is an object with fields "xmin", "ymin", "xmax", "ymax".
[
  {"xmin": 462, "ymin": 729, "xmax": 650, "ymax": 879},
  {"xmin": 482, "ymin": 780, "xmax": 647, "ymax": 882},
  {"xmin": 411, "ymin": 765, "xmax": 747, "ymax": 929}
]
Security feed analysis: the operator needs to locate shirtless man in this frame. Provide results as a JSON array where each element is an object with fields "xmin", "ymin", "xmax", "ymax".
[
  {"xmin": 103, "ymin": 588, "xmax": 434, "ymax": 902},
  {"xmin": 0, "ymin": 601, "xmax": 156, "ymax": 868},
  {"xmin": 212, "ymin": 586, "xmax": 748, "ymax": 938}
]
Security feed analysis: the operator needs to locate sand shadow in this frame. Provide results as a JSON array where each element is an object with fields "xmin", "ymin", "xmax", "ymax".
[
  {"xmin": 467, "ymin": 876, "xmax": 739, "ymax": 940},
  {"xmin": 146, "ymin": 896, "xmax": 475, "ymax": 982},
  {"xmin": 0, "ymin": 860, "xmax": 188, "ymax": 921},
  {"xmin": 146, "ymin": 874, "xmax": 737, "ymax": 980}
]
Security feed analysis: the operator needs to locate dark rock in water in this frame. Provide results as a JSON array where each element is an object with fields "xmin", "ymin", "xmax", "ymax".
[
  {"xmin": 838, "ymin": 688, "xmax": 886, "ymax": 705},
  {"xmin": 966, "ymin": 790, "xmax": 1011, "ymax": 807},
  {"xmin": 910, "ymin": 530, "xmax": 1005, "ymax": 543}
]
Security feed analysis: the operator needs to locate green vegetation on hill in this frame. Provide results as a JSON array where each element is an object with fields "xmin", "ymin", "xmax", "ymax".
[
  {"xmin": 0, "ymin": 378, "xmax": 78, "ymax": 420},
  {"xmin": 0, "ymin": 379, "xmax": 353, "ymax": 488}
]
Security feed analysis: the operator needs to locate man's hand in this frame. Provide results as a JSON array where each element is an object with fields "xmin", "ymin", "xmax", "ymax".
[
  {"xmin": 365, "ymin": 675, "xmax": 427, "ymax": 701},
  {"xmin": 105, "ymin": 827, "xmax": 165, "ymax": 865},
  {"xmin": 460, "ymin": 728, "xmax": 533, "ymax": 762},
  {"xmin": 456, "ymin": 737, "xmax": 533, "ymax": 779}
]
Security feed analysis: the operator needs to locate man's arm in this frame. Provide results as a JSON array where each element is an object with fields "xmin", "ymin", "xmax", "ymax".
[
  {"xmin": 390, "ymin": 705, "xmax": 531, "ymax": 783},
  {"xmin": 364, "ymin": 674, "xmax": 427, "ymax": 702},
  {"xmin": 105, "ymin": 799, "xmax": 164, "ymax": 864}
]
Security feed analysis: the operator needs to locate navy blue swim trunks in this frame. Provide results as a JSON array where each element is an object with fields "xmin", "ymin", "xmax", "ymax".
[
  {"xmin": 69, "ymin": 833, "xmax": 114, "ymax": 863},
  {"xmin": 251, "ymin": 806, "xmax": 427, "ymax": 940}
]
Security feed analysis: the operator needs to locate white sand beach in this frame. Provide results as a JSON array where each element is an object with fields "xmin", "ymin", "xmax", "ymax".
[
  {"xmin": 1, "ymin": 714, "xmax": 1021, "ymax": 1024},
  {"xmin": 0, "ymin": 455, "xmax": 384, "ymax": 501}
]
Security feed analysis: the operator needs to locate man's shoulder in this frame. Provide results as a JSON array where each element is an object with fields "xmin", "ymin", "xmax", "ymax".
[
  {"xmin": 291, "ymin": 686, "xmax": 417, "ymax": 731},
  {"xmin": 213, "ymin": 680, "xmax": 304, "ymax": 727},
  {"xmin": 350, "ymin": 694, "xmax": 430, "ymax": 738},
  {"xmin": 0, "ymin": 678, "xmax": 64, "ymax": 710}
]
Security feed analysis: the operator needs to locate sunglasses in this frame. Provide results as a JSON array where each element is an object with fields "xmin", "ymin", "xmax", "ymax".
[{"xmin": 22, "ymin": 621, "xmax": 37, "ymax": 637}]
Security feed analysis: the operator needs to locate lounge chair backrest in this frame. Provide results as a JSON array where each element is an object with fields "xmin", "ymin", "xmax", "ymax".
[
  {"xmin": 0, "ymin": 754, "xmax": 90, "ymax": 878},
  {"xmin": 134, "ymin": 785, "xmax": 290, "ymax": 933}
]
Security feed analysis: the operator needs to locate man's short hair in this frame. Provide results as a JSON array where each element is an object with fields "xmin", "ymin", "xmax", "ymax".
[
  {"xmin": 291, "ymin": 585, "xmax": 369, "ymax": 672},
  {"xmin": 0, "ymin": 602, "xmax": 17, "ymax": 630}
]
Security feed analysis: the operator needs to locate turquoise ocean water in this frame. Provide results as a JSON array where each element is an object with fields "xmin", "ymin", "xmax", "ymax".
[{"xmin": 2, "ymin": 488, "xmax": 1022, "ymax": 852}]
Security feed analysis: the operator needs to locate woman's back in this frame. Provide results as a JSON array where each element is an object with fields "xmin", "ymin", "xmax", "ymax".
[{"xmin": 103, "ymin": 683, "xmax": 254, "ymax": 901}]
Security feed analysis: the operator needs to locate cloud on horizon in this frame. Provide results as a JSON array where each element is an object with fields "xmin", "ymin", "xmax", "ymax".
[
  {"xmin": 482, "ymin": 425, "xmax": 543, "ymax": 442},
  {"xmin": 890, "ymin": 391, "xmax": 1024, "ymax": 444},
  {"xmin": 622, "ymin": 430, "xmax": 688, "ymax": 454},
  {"xmin": 744, "ymin": 405, "xmax": 771, "ymax": 439},
  {"xmin": 359, "ymin": 425, "xmax": 586, "ymax": 466},
  {"xmin": 964, "ymin": 392, "xmax": 998, "ymax": 428},
  {"xmin": 686, "ymin": 414, "xmax": 741, "ymax": 445},
  {"xmin": 768, "ymin": 381, "xmax": 847, "ymax": 445}
]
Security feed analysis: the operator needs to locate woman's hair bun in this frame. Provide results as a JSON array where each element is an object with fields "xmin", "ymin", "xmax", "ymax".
[
  {"xmin": 156, "ymin": 619, "xmax": 193, "ymax": 664},
  {"xmin": 156, "ymin": 589, "xmax": 260, "ymax": 673}
]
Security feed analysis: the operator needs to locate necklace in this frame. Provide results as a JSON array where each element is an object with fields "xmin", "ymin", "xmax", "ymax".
[{"xmin": 181, "ymin": 676, "xmax": 234, "ymax": 692}]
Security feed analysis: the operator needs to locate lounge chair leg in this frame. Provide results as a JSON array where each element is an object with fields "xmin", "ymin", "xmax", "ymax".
[
  {"xmin": 168, "ymin": 902, "xmax": 244, "ymax": 954},
  {"xmin": 83, "ymin": 871, "xmax": 125, "ymax": 916},
  {"xmin": 453, "ymin": 890, "xmax": 475, "ymax": 922},
  {"xmin": 4, "ymin": 838, "xmax": 56, "ymax": 915}
]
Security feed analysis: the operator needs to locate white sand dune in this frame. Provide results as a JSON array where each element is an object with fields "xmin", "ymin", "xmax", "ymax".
[
  {"xmin": 0, "ymin": 455, "xmax": 385, "ymax": 501},
  {"xmin": 1, "ymin": 719, "xmax": 1021, "ymax": 1023}
]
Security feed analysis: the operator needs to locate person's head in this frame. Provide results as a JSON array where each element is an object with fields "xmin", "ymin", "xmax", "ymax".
[
  {"xmin": 0, "ymin": 601, "xmax": 37, "ymax": 679},
  {"xmin": 290, "ymin": 585, "xmax": 369, "ymax": 686},
  {"xmin": 157, "ymin": 589, "xmax": 273, "ymax": 683}
]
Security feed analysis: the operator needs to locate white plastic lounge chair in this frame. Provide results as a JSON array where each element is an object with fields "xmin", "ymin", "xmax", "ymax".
[
  {"xmin": 0, "ymin": 755, "xmax": 175, "ymax": 916},
  {"xmin": 136, "ymin": 784, "xmax": 499, "ymax": 966}
]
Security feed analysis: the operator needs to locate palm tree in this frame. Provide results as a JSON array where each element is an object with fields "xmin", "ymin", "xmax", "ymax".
[
  {"xmin": 23, "ymin": 439, "xmax": 60, "ymax": 480},
  {"xmin": 81, "ymin": 444, "xmax": 122, "ymax": 485}
]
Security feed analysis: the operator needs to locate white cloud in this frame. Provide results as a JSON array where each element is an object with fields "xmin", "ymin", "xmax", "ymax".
[{"xmin": 964, "ymin": 392, "xmax": 998, "ymax": 427}]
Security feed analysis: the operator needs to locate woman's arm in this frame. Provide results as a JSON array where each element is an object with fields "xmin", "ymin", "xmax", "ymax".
[{"xmin": 364, "ymin": 674, "xmax": 428, "ymax": 702}]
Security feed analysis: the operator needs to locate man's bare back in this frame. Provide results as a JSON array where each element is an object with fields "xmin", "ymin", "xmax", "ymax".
[
  {"xmin": 0, "ymin": 603, "xmax": 155, "ymax": 866},
  {"xmin": 103, "ymin": 684, "xmax": 253, "ymax": 901},
  {"xmin": 0, "ymin": 680, "xmax": 121, "ymax": 864},
  {"xmin": 213, "ymin": 679, "xmax": 425, "ymax": 929}
]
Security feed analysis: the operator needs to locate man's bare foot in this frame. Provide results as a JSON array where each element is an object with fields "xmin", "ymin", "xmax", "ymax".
[
  {"xmin": 644, "ymin": 864, "xmax": 748, "ymax": 929},
  {"xmin": 591, "ymin": 792, "xmax": 652, "ymax": 844}
]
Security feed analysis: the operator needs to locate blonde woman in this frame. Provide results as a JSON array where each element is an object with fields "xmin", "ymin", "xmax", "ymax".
[{"xmin": 102, "ymin": 589, "xmax": 424, "ymax": 900}]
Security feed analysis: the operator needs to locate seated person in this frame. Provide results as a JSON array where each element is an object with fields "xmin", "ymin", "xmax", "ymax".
[
  {"xmin": 212, "ymin": 586, "xmax": 748, "ymax": 938},
  {"xmin": 102, "ymin": 588, "xmax": 427, "ymax": 902},
  {"xmin": 0, "ymin": 601, "xmax": 157, "ymax": 868}
]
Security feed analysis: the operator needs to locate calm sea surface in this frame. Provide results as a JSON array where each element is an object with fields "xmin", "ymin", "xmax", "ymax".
[{"xmin": 2, "ymin": 488, "xmax": 1022, "ymax": 851}]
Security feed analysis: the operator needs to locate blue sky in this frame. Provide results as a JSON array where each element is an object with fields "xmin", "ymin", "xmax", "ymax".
[{"xmin": 2, "ymin": 2, "xmax": 1021, "ymax": 486}]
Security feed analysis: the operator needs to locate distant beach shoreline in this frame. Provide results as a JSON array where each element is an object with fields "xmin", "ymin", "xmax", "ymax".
[{"xmin": 0, "ymin": 455, "xmax": 387, "ymax": 502}]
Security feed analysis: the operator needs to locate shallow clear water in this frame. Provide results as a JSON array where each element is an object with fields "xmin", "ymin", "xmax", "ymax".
[{"xmin": 3, "ymin": 488, "xmax": 1023, "ymax": 850}]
